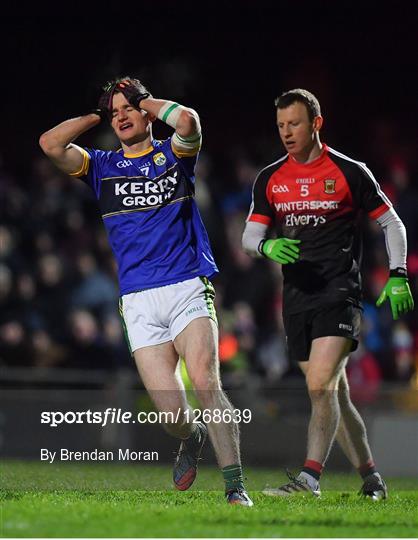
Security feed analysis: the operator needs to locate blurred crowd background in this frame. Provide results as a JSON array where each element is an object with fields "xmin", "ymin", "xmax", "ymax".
[
  {"xmin": 1, "ymin": 129, "xmax": 417, "ymax": 395},
  {"xmin": 1, "ymin": 9, "xmax": 418, "ymax": 399}
]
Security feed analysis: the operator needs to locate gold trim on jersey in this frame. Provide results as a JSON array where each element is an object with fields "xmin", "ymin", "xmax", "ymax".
[
  {"xmin": 124, "ymin": 145, "xmax": 154, "ymax": 158},
  {"xmin": 101, "ymin": 195, "xmax": 193, "ymax": 219},
  {"xmin": 171, "ymin": 140, "xmax": 201, "ymax": 158},
  {"xmin": 69, "ymin": 148, "xmax": 90, "ymax": 177}
]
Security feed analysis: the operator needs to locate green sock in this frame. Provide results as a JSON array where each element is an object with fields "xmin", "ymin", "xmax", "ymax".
[{"xmin": 222, "ymin": 464, "xmax": 244, "ymax": 491}]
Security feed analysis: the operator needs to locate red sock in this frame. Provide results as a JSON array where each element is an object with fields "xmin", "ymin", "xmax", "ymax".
[
  {"xmin": 302, "ymin": 459, "xmax": 323, "ymax": 481},
  {"xmin": 358, "ymin": 459, "xmax": 376, "ymax": 479}
]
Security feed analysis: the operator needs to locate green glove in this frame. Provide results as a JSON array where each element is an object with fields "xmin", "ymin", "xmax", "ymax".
[
  {"xmin": 261, "ymin": 238, "xmax": 301, "ymax": 264},
  {"xmin": 376, "ymin": 277, "xmax": 414, "ymax": 320}
]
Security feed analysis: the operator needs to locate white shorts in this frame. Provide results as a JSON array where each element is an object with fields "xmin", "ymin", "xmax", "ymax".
[{"xmin": 119, "ymin": 277, "xmax": 217, "ymax": 353}]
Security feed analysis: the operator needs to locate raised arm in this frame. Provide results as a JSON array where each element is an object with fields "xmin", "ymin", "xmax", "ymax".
[
  {"xmin": 116, "ymin": 79, "xmax": 201, "ymax": 156},
  {"xmin": 39, "ymin": 114, "xmax": 100, "ymax": 175}
]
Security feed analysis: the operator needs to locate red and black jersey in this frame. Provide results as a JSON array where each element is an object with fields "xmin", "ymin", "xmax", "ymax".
[{"xmin": 247, "ymin": 144, "xmax": 391, "ymax": 314}]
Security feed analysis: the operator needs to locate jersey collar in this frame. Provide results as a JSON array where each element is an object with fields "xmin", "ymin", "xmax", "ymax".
[
  {"xmin": 123, "ymin": 139, "xmax": 155, "ymax": 158},
  {"xmin": 288, "ymin": 144, "xmax": 328, "ymax": 166},
  {"xmin": 123, "ymin": 143, "xmax": 154, "ymax": 158}
]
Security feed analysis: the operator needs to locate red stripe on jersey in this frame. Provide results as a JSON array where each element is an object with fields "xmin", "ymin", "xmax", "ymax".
[
  {"xmin": 248, "ymin": 214, "xmax": 272, "ymax": 226},
  {"xmin": 369, "ymin": 203, "xmax": 391, "ymax": 220}
]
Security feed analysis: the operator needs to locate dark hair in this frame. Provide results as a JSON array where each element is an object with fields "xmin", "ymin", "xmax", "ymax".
[
  {"xmin": 101, "ymin": 76, "xmax": 150, "ymax": 96},
  {"xmin": 274, "ymin": 89, "xmax": 321, "ymax": 121}
]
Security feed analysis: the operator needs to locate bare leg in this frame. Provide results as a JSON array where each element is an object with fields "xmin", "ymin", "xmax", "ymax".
[
  {"xmin": 174, "ymin": 317, "xmax": 240, "ymax": 468},
  {"xmin": 334, "ymin": 367, "xmax": 387, "ymax": 499},
  {"xmin": 133, "ymin": 341, "xmax": 194, "ymax": 439},
  {"xmin": 335, "ymin": 369, "xmax": 374, "ymax": 468},
  {"xmin": 264, "ymin": 338, "xmax": 380, "ymax": 498},
  {"xmin": 303, "ymin": 336, "xmax": 353, "ymax": 465}
]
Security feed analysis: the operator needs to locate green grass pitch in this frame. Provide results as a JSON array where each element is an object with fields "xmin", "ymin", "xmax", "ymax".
[{"xmin": 1, "ymin": 461, "xmax": 418, "ymax": 537}]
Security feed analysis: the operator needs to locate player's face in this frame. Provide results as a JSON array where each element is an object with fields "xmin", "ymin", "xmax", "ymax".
[
  {"xmin": 277, "ymin": 102, "xmax": 322, "ymax": 160},
  {"xmin": 110, "ymin": 92, "xmax": 151, "ymax": 144}
]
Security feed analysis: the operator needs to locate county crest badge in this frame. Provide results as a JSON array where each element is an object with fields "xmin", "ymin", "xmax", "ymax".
[
  {"xmin": 324, "ymin": 179, "xmax": 336, "ymax": 194},
  {"xmin": 153, "ymin": 152, "xmax": 166, "ymax": 166}
]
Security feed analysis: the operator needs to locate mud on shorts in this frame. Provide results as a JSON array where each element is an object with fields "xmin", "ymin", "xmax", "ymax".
[
  {"xmin": 283, "ymin": 301, "xmax": 362, "ymax": 363},
  {"xmin": 119, "ymin": 276, "xmax": 217, "ymax": 354}
]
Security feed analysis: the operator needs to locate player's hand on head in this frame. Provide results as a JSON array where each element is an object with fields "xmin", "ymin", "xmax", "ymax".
[
  {"xmin": 376, "ymin": 277, "xmax": 414, "ymax": 320},
  {"xmin": 91, "ymin": 108, "xmax": 110, "ymax": 121},
  {"xmin": 98, "ymin": 90, "xmax": 113, "ymax": 111},
  {"xmin": 91, "ymin": 87, "xmax": 116, "ymax": 121},
  {"xmin": 262, "ymin": 237, "xmax": 301, "ymax": 264},
  {"xmin": 116, "ymin": 79, "xmax": 150, "ymax": 109}
]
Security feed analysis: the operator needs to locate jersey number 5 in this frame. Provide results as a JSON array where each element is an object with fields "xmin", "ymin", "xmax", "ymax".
[{"xmin": 300, "ymin": 185, "xmax": 309, "ymax": 197}]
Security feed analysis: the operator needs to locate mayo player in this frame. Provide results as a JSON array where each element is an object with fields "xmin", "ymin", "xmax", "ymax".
[
  {"xmin": 39, "ymin": 77, "xmax": 252, "ymax": 506},
  {"xmin": 242, "ymin": 88, "xmax": 414, "ymax": 499}
]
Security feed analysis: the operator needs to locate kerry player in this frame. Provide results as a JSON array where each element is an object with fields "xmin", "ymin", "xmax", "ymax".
[
  {"xmin": 39, "ymin": 77, "xmax": 252, "ymax": 506},
  {"xmin": 242, "ymin": 88, "xmax": 414, "ymax": 499}
]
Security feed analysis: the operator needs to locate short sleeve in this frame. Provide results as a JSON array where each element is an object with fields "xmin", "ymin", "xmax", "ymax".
[
  {"xmin": 78, "ymin": 148, "xmax": 111, "ymax": 198},
  {"xmin": 167, "ymin": 137, "xmax": 199, "ymax": 179},
  {"xmin": 68, "ymin": 145, "xmax": 90, "ymax": 178}
]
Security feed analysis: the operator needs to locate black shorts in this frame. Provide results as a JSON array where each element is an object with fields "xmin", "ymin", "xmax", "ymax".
[{"xmin": 283, "ymin": 302, "xmax": 362, "ymax": 363}]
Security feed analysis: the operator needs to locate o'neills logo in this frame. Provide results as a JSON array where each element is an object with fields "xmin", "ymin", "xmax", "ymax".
[{"xmin": 324, "ymin": 179, "xmax": 336, "ymax": 194}]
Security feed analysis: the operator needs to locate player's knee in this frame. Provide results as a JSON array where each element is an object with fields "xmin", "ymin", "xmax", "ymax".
[
  {"xmin": 306, "ymin": 368, "xmax": 340, "ymax": 393},
  {"xmin": 187, "ymin": 353, "xmax": 219, "ymax": 392},
  {"xmin": 307, "ymin": 387, "xmax": 329, "ymax": 403},
  {"xmin": 306, "ymin": 376, "xmax": 337, "ymax": 396}
]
